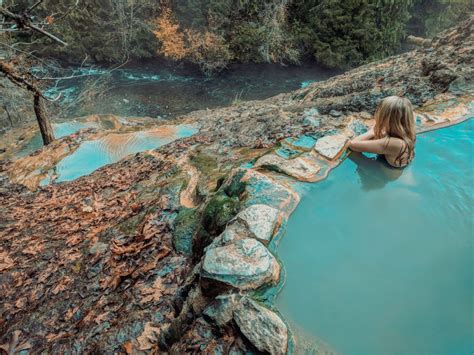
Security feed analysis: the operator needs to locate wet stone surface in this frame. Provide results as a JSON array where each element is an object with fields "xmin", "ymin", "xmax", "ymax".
[
  {"xmin": 234, "ymin": 296, "xmax": 289, "ymax": 355},
  {"xmin": 201, "ymin": 238, "xmax": 280, "ymax": 291}
]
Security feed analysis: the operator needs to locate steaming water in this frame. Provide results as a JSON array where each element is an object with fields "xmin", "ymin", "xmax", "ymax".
[{"xmin": 276, "ymin": 120, "xmax": 473, "ymax": 354}]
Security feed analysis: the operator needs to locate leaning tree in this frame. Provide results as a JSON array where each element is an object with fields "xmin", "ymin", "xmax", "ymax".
[{"xmin": 0, "ymin": 1, "xmax": 73, "ymax": 145}]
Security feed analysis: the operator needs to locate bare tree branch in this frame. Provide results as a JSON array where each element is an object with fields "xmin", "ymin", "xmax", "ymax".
[{"xmin": 0, "ymin": 6, "xmax": 68, "ymax": 46}]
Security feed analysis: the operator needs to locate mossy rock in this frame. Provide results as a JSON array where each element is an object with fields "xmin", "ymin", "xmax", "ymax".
[
  {"xmin": 222, "ymin": 169, "xmax": 247, "ymax": 198},
  {"xmin": 202, "ymin": 191, "xmax": 240, "ymax": 236},
  {"xmin": 118, "ymin": 210, "xmax": 147, "ymax": 235},
  {"xmin": 172, "ymin": 208, "xmax": 199, "ymax": 256}
]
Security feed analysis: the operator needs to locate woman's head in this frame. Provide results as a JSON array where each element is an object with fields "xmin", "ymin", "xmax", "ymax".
[{"xmin": 373, "ymin": 96, "xmax": 415, "ymax": 142}]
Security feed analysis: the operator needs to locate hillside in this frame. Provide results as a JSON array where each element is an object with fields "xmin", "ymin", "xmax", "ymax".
[{"xmin": 0, "ymin": 17, "xmax": 472, "ymax": 354}]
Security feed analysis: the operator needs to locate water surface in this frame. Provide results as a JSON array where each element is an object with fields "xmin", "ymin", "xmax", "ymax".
[
  {"xmin": 277, "ymin": 120, "xmax": 473, "ymax": 354},
  {"xmin": 43, "ymin": 124, "xmax": 197, "ymax": 183},
  {"xmin": 46, "ymin": 62, "xmax": 339, "ymax": 119}
]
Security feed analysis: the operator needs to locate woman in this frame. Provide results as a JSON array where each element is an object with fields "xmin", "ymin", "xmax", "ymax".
[{"xmin": 349, "ymin": 96, "xmax": 416, "ymax": 168}]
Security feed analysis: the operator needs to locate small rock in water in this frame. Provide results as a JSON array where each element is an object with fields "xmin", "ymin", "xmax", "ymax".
[
  {"xmin": 234, "ymin": 296, "xmax": 288, "ymax": 355},
  {"xmin": 122, "ymin": 98, "xmax": 129, "ymax": 103},
  {"xmin": 314, "ymin": 134, "xmax": 348, "ymax": 160},
  {"xmin": 201, "ymin": 238, "xmax": 280, "ymax": 291}
]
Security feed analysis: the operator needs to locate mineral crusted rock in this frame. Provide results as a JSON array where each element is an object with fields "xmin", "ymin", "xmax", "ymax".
[
  {"xmin": 314, "ymin": 134, "xmax": 348, "ymax": 160},
  {"xmin": 255, "ymin": 153, "xmax": 321, "ymax": 182},
  {"xmin": 204, "ymin": 221, "xmax": 251, "ymax": 251},
  {"xmin": 234, "ymin": 297, "xmax": 289, "ymax": 355},
  {"xmin": 201, "ymin": 238, "xmax": 280, "ymax": 290},
  {"xmin": 241, "ymin": 169, "xmax": 300, "ymax": 215},
  {"xmin": 203, "ymin": 293, "xmax": 241, "ymax": 326},
  {"xmin": 229, "ymin": 204, "xmax": 281, "ymax": 245}
]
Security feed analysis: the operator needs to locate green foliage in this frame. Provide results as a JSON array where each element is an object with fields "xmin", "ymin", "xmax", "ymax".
[
  {"xmin": 409, "ymin": 0, "xmax": 473, "ymax": 37},
  {"xmin": 3, "ymin": 0, "xmax": 470, "ymax": 70},
  {"xmin": 289, "ymin": 0, "xmax": 413, "ymax": 68},
  {"xmin": 201, "ymin": 191, "xmax": 240, "ymax": 236},
  {"xmin": 172, "ymin": 207, "xmax": 199, "ymax": 256}
]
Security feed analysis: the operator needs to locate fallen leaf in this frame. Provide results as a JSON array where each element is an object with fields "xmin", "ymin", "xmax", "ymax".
[{"xmin": 135, "ymin": 322, "xmax": 161, "ymax": 351}]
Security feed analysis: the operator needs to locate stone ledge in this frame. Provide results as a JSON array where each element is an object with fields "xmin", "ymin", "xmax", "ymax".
[{"xmin": 200, "ymin": 238, "xmax": 280, "ymax": 291}]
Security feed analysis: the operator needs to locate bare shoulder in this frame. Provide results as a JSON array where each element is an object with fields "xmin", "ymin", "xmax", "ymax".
[{"xmin": 385, "ymin": 136, "xmax": 406, "ymax": 153}]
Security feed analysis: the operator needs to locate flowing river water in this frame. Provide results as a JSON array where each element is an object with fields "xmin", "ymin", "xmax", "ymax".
[
  {"xmin": 46, "ymin": 61, "xmax": 340, "ymax": 119},
  {"xmin": 276, "ymin": 119, "xmax": 473, "ymax": 354}
]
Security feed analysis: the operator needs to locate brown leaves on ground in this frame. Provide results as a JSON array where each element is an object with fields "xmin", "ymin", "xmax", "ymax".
[{"xmin": 0, "ymin": 149, "xmax": 196, "ymax": 352}]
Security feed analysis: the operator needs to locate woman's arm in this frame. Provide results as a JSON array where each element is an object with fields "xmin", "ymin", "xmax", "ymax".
[
  {"xmin": 351, "ymin": 128, "xmax": 374, "ymax": 142},
  {"xmin": 349, "ymin": 137, "xmax": 389, "ymax": 155}
]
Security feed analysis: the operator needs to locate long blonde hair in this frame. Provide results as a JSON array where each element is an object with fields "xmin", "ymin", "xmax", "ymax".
[{"xmin": 373, "ymin": 96, "xmax": 416, "ymax": 166}]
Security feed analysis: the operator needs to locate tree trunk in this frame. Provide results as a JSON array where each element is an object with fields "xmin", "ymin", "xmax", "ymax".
[{"xmin": 34, "ymin": 94, "xmax": 55, "ymax": 145}]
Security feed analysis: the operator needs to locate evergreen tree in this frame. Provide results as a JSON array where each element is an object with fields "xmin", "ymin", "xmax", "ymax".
[{"xmin": 290, "ymin": 0, "xmax": 412, "ymax": 68}]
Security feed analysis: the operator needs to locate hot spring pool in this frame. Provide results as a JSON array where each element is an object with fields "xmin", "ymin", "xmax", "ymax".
[
  {"xmin": 41, "ymin": 124, "xmax": 197, "ymax": 184},
  {"xmin": 276, "ymin": 120, "xmax": 473, "ymax": 354}
]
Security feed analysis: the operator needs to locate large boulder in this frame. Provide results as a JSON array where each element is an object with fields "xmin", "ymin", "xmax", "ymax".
[
  {"xmin": 255, "ymin": 154, "xmax": 321, "ymax": 182},
  {"xmin": 229, "ymin": 204, "xmax": 281, "ymax": 245},
  {"xmin": 313, "ymin": 134, "xmax": 348, "ymax": 160},
  {"xmin": 234, "ymin": 297, "xmax": 289, "ymax": 355},
  {"xmin": 241, "ymin": 169, "xmax": 300, "ymax": 215},
  {"xmin": 201, "ymin": 238, "xmax": 280, "ymax": 291}
]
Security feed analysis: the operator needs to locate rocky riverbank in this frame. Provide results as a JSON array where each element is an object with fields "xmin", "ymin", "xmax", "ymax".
[{"xmin": 0, "ymin": 18, "xmax": 472, "ymax": 354}]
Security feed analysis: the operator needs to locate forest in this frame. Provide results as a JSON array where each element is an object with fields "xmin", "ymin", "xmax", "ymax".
[{"xmin": 2, "ymin": 0, "xmax": 472, "ymax": 72}]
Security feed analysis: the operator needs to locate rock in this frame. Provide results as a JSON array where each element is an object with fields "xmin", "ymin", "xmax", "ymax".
[
  {"xmin": 234, "ymin": 297, "xmax": 288, "ymax": 355},
  {"xmin": 222, "ymin": 169, "xmax": 247, "ymax": 197},
  {"xmin": 314, "ymin": 134, "xmax": 348, "ymax": 160},
  {"xmin": 303, "ymin": 116, "xmax": 321, "ymax": 127},
  {"xmin": 203, "ymin": 294, "xmax": 240, "ymax": 326},
  {"xmin": 205, "ymin": 221, "xmax": 251, "ymax": 251},
  {"xmin": 202, "ymin": 191, "xmax": 240, "ymax": 235},
  {"xmin": 449, "ymin": 74, "xmax": 474, "ymax": 95},
  {"xmin": 172, "ymin": 208, "xmax": 199, "ymax": 255},
  {"xmin": 241, "ymin": 169, "xmax": 300, "ymax": 215},
  {"xmin": 430, "ymin": 68, "xmax": 458, "ymax": 89},
  {"xmin": 348, "ymin": 119, "xmax": 368, "ymax": 136},
  {"xmin": 329, "ymin": 109, "xmax": 343, "ymax": 117},
  {"xmin": 230, "ymin": 204, "xmax": 281, "ymax": 245},
  {"xmin": 201, "ymin": 238, "xmax": 280, "ymax": 291},
  {"xmin": 255, "ymin": 154, "xmax": 321, "ymax": 182},
  {"xmin": 359, "ymin": 111, "xmax": 373, "ymax": 120}
]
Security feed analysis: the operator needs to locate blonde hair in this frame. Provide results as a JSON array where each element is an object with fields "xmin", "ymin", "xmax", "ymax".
[{"xmin": 374, "ymin": 96, "xmax": 416, "ymax": 166}]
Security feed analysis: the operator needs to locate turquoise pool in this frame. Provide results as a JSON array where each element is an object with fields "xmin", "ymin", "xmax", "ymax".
[
  {"xmin": 277, "ymin": 120, "xmax": 473, "ymax": 354},
  {"xmin": 41, "ymin": 124, "xmax": 197, "ymax": 184}
]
